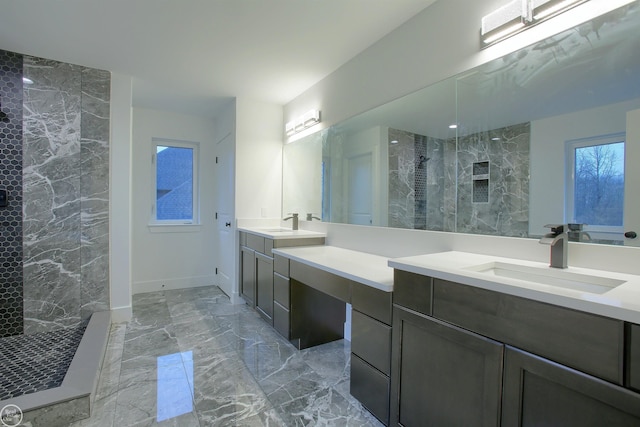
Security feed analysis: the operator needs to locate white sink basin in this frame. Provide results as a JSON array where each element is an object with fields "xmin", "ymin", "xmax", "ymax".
[
  {"xmin": 259, "ymin": 228, "xmax": 292, "ymax": 232},
  {"xmin": 464, "ymin": 262, "xmax": 626, "ymax": 294}
]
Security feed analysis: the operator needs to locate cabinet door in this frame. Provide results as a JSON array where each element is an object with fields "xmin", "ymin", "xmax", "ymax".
[
  {"xmin": 240, "ymin": 246, "xmax": 255, "ymax": 306},
  {"xmin": 502, "ymin": 346, "xmax": 640, "ymax": 426},
  {"xmin": 390, "ymin": 306, "xmax": 503, "ymax": 427},
  {"xmin": 256, "ymin": 252, "xmax": 274, "ymax": 324}
]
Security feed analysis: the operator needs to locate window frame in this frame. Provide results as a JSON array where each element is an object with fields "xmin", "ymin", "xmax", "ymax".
[
  {"xmin": 150, "ymin": 138, "xmax": 200, "ymax": 226},
  {"xmin": 565, "ymin": 132, "xmax": 625, "ymax": 234}
]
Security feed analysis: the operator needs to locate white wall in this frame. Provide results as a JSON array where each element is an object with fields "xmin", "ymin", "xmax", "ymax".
[
  {"xmin": 529, "ymin": 98, "xmax": 640, "ymax": 235},
  {"xmin": 131, "ymin": 107, "xmax": 217, "ymax": 294},
  {"xmin": 109, "ymin": 73, "xmax": 133, "ymax": 322},
  {"xmin": 235, "ymin": 98, "xmax": 284, "ymax": 219}
]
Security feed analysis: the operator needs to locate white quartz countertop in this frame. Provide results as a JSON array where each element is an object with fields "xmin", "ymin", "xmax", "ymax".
[
  {"xmin": 389, "ymin": 251, "xmax": 640, "ymax": 324},
  {"xmin": 272, "ymin": 246, "xmax": 394, "ymax": 292},
  {"xmin": 239, "ymin": 226, "xmax": 326, "ymax": 240}
]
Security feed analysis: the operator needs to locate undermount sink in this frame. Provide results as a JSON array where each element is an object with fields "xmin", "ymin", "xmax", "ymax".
[{"xmin": 464, "ymin": 261, "xmax": 626, "ymax": 294}]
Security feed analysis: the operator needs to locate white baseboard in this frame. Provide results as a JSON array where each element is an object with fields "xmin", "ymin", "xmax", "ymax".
[
  {"xmin": 133, "ymin": 275, "xmax": 216, "ymax": 295},
  {"xmin": 110, "ymin": 305, "xmax": 133, "ymax": 323}
]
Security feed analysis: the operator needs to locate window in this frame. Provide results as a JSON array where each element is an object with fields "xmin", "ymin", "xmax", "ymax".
[
  {"xmin": 151, "ymin": 139, "xmax": 199, "ymax": 224},
  {"xmin": 566, "ymin": 134, "xmax": 625, "ymax": 231}
]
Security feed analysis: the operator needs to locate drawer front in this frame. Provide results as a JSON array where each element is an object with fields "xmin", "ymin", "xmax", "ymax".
[
  {"xmin": 351, "ymin": 354, "xmax": 390, "ymax": 426},
  {"xmin": 352, "ymin": 310, "xmax": 391, "ymax": 375},
  {"xmin": 274, "ymin": 272, "xmax": 290, "ymax": 309},
  {"xmin": 290, "ymin": 260, "xmax": 350, "ymax": 302},
  {"xmin": 433, "ymin": 279, "xmax": 624, "ymax": 384},
  {"xmin": 239, "ymin": 232, "xmax": 247, "ymax": 246},
  {"xmin": 351, "ymin": 282, "xmax": 392, "ymax": 325},
  {"xmin": 246, "ymin": 233, "xmax": 265, "ymax": 253},
  {"xmin": 273, "ymin": 301, "xmax": 290, "ymax": 339},
  {"xmin": 274, "ymin": 254, "xmax": 290, "ymax": 277},
  {"xmin": 630, "ymin": 324, "xmax": 640, "ymax": 391},
  {"xmin": 393, "ymin": 270, "xmax": 432, "ymax": 316}
]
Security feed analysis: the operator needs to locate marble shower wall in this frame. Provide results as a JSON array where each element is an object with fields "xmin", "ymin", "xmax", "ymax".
[
  {"xmin": 455, "ymin": 123, "xmax": 530, "ymax": 237},
  {"xmin": 22, "ymin": 56, "xmax": 110, "ymax": 334},
  {"xmin": 0, "ymin": 50, "xmax": 24, "ymax": 338},
  {"xmin": 388, "ymin": 129, "xmax": 450, "ymax": 231},
  {"xmin": 388, "ymin": 123, "xmax": 529, "ymax": 237}
]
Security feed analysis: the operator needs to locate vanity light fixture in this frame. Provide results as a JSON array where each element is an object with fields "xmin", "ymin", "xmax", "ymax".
[
  {"xmin": 531, "ymin": 0, "xmax": 588, "ymax": 21},
  {"xmin": 481, "ymin": 0, "xmax": 528, "ymax": 46},
  {"xmin": 481, "ymin": 0, "xmax": 590, "ymax": 47},
  {"xmin": 285, "ymin": 109, "xmax": 321, "ymax": 137}
]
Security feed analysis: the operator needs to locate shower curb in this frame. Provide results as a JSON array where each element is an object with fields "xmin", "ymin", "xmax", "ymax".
[{"xmin": 0, "ymin": 311, "xmax": 111, "ymax": 427}]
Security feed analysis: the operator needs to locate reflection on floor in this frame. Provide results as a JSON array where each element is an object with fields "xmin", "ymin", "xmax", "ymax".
[{"xmin": 71, "ymin": 286, "xmax": 384, "ymax": 426}]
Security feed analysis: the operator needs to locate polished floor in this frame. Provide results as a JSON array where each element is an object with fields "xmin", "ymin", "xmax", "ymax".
[{"xmin": 70, "ymin": 286, "xmax": 384, "ymax": 426}]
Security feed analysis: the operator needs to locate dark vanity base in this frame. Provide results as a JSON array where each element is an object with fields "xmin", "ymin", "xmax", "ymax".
[{"xmin": 290, "ymin": 278, "xmax": 346, "ymax": 350}]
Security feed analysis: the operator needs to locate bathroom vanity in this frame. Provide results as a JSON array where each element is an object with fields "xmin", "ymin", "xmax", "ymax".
[
  {"xmin": 389, "ymin": 251, "xmax": 640, "ymax": 427},
  {"xmin": 238, "ymin": 228, "xmax": 325, "ymax": 324}
]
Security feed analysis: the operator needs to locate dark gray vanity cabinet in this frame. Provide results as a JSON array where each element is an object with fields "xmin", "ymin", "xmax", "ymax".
[
  {"xmin": 239, "ymin": 231, "xmax": 325, "ymax": 329},
  {"xmin": 390, "ymin": 270, "xmax": 640, "ymax": 427},
  {"xmin": 390, "ymin": 305, "xmax": 503, "ymax": 427},
  {"xmin": 240, "ymin": 244, "xmax": 256, "ymax": 306},
  {"xmin": 502, "ymin": 346, "xmax": 640, "ymax": 426},
  {"xmin": 273, "ymin": 254, "xmax": 291, "ymax": 339},
  {"xmin": 350, "ymin": 282, "xmax": 393, "ymax": 426},
  {"xmin": 255, "ymin": 252, "xmax": 274, "ymax": 324}
]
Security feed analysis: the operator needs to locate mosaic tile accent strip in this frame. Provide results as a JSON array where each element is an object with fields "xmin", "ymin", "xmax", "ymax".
[
  {"xmin": 0, "ymin": 321, "xmax": 87, "ymax": 400},
  {"xmin": 0, "ymin": 49, "xmax": 24, "ymax": 338}
]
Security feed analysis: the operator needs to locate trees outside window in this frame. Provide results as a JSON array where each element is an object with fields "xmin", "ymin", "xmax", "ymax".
[{"xmin": 567, "ymin": 135, "xmax": 624, "ymax": 230}]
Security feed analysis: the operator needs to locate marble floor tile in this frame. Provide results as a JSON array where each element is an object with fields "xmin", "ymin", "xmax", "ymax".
[{"xmin": 71, "ymin": 286, "xmax": 383, "ymax": 426}]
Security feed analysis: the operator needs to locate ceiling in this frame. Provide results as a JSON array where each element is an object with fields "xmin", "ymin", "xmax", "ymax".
[{"xmin": 0, "ymin": 0, "xmax": 437, "ymax": 117}]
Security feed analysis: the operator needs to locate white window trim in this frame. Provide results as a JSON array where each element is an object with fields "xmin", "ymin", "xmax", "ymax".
[
  {"xmin": 149, "ymin": 138, "xmax": 201, "ymax": 226},
  {"xmin": 565, "ymin": 132, "xmax": 625, "ymax": 234}
]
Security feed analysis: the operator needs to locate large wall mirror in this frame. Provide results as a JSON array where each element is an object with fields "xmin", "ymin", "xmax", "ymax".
[{"xmin": 283, "ymin": 1, "xmax": 640, "ymax": 246}]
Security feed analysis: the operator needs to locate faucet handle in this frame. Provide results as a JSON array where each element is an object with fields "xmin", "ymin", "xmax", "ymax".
[{"xmin": 544, "ymin": 224, "xmax": 565, "ymax": 234}]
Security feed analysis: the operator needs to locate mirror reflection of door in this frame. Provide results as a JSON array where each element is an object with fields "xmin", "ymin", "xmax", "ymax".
[
  {"xmin": 346, "ymin": 152, "xmax": 373, "ymax": 225},
  {"xmin": 625, "ymin": 108, "xmax": 640, "ymax": 247}
]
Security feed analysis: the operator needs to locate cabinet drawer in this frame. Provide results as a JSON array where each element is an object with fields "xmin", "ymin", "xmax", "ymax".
[
  {"xmin": 264, "ymin": 238, "xmax": 274, "ymax": 255},
  {"xmin": 246, "ymin": 233, "xmax": 265, "ymax": 253},
  {"xmin": 433, "ymin": 279, "xmax": 624, "ymax": 384},
  {"xmin": 290, "ymin": 260, "xmax": 350, "ymax": 302},
  {"xmin": 273, "ymin": 301, "xmax": 290, "ymax": 339},
  {"xmin": 351, "ymin": 354, "xmax": 390, "ymax": 426},
  {"xmin": 352, "ymin": 282, "xmax": 392, "ymax": 325},
  {"xmin": 274, "ymin": 272, "xmax": 290, "ymax": 309},
  {"xmin": 352, "ymin": 310, "xmax": 391, "ymax": 376},
  {"xmin": 274, "ymin": 254, "xmax": 290, "ymax": 277},
  {"xmin": 393, "ymin": 270, "xmax": 432, "ymax": 316},
  {"xmin": 630, "ymin": 324, "xmax": 640, "ymax": 391}
]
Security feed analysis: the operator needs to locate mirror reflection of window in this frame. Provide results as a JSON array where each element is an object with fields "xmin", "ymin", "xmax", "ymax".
[{"xmin": 567, "ymin": 135, "xmax": 625, "ymax": 234}]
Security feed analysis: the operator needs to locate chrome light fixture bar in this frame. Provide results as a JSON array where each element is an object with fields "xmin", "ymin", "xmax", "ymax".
[
  {"xmin": 531, "ymin": 0, "xmax": 588, "ymax": 21},
  {"xmin": 481, "ymin": 0, "xmax": 527, "ymax": 45},
  {"xmin": 481, "ymin": 0, "xmax": 591, "ymax": 47},
  {"xmin": 285, "ymin": 109, "xmax": 321, "ymax": 137}
]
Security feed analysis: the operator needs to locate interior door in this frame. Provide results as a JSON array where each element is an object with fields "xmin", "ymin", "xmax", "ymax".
[
  {"xmin": 624, "ymin": 109, "xmax": 640, "ymax": 247},
  {"xmin": 215, "ymin": 133, "xmax": 236, "ymax": 299},
  {"xmin": 346, "ymin": 152, "xmax": 373, "ymax": 225}
]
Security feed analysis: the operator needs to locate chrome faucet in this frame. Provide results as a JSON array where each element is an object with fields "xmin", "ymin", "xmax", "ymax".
[
  {"xmin": 306, "ymin": 213, "xmax": 321, "ymax": 221},
  {"xmin": 284, "ymin": 213, "xmax": 299, "ymax": 230},
  {"xmin": 539, "ymin": 224, "xmax": 568, "ymax": 268}
]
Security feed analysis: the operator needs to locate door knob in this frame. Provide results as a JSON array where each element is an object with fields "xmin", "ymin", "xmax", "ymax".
[
  {"xmin": 225, "ymin": 222, "xmax": 231, "ymax": 227},
  {"xmin": 624, "ymin": 231, "xmax": 637, "ymax": 239}
]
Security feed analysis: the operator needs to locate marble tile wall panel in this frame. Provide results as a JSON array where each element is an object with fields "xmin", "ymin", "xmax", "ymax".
[
  {"xmin": 455, "ymin": 122, "xmax": 530, "ymax": 237},
  {"xmin": 388, "ymin": 128, "xmax": 416, "ymax": 229},
  {"xmin": 80, "ymin": 67, "xmax": 110, "ymax": 318},
  {"xmin": 0, "ymin": 50, "xmax": 24, "ymax": 337},
  {"xmin": 23, "ymin": 56, "xmax": 110, "ymax": 334}
]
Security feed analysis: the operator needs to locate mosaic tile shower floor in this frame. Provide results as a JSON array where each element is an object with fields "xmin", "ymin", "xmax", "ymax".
[
  {"xmin": 71, "ymin": 286, "xmax": 384, "ymax": 427},
  {"xmin": 0, "ymin": 322, "xmax": 87, "ymax": 400}
]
